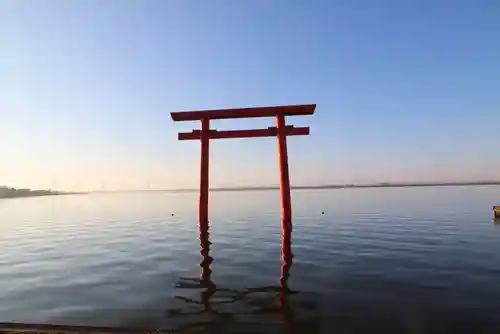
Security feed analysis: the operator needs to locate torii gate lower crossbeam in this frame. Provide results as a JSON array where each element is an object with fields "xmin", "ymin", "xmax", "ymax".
[{"xmin": 171, "ymin": 104, "xmax": 315, "ymax": 226}]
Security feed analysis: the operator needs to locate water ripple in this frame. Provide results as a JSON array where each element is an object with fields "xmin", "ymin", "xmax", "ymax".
[{"xmin": 0, "ymin": 188, "xmax": 500, "ymax": 332}]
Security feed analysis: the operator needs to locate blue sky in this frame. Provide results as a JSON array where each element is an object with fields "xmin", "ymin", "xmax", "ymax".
[{"xmin": 1, "ymin": 0, "xmax": 499, "ymax": 191}]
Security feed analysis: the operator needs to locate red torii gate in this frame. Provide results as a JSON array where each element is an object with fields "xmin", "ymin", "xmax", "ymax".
[{"xmin": 170, "ymin": 104, "xmax": 315, "ymax": 229}]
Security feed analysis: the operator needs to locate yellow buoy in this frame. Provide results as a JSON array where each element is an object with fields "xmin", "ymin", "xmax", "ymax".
[{"xmin": 494, "ymin": 206, "xmax": 500, "ymax": 219}]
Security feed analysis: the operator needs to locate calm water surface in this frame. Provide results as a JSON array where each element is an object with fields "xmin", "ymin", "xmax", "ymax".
[{"xmin": 1, "ymin": 186, "xmax": 500, "ymax": 333}]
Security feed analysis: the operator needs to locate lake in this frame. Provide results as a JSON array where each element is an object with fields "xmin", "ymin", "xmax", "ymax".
[{"xmin": 1, "ymin": 186, "xmax": 500, "ymax": 333}]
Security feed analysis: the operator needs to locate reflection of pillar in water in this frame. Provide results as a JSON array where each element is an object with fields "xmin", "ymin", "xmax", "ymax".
[
  {"xmin": 198, "ymin": 220, "xmax": 216, "ymax": 309},
  {"xmin": 280, "ymin": 218, "xmax": 294, "ymax": 325},
  {"xmin": 280, "ymin": 219, "xmax": 293, "ymax": 291}
]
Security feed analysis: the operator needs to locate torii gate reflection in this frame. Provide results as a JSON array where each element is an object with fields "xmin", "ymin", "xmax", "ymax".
[
  {"xmin": 168, "ymin": 216, "xmax": 298, "ymax": 326},
  {"xmin": 170, "ymin": 104, "xmax": 316, "ymax": 234}
]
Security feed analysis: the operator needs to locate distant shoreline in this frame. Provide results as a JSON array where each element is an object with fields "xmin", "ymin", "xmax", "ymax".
[
  {"xmin": 0, "ymin": 193, "xmax": 85, "ymax": 199},
  {"xmin": 0, "ymin": 187, "xmax": 86, "ymax": 200},
  {"xmin": 92, "ymin": 181, "xmax": 500, "ymax": 194}
]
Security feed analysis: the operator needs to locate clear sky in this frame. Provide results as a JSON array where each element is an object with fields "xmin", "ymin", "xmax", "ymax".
[{"xmin": 1, "ymin": 0, "xmax": 499, "ymax": 191}]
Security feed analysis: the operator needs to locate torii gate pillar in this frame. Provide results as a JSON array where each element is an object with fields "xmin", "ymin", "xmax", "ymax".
[
  {"xmin": 276, "ymin": 112, "xmax": 292, "ymax": 224},
  {"xmin": 199, "ymin": 117, "xmax": 210, "ymax": 225},
  {"xmin": 171, "ymin": 104, "xmax": 315, "ymax": 227}
]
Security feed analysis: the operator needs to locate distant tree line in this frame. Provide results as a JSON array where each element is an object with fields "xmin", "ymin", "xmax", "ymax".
[{"xmin": 0, "ymin": 186, "xmax": 60, "ymax": 199}]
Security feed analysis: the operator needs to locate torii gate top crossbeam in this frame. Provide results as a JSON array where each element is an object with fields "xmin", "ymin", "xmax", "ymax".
[{"xmin": 171, "ymin": 104, "xmax": 316, "ymax": 121}]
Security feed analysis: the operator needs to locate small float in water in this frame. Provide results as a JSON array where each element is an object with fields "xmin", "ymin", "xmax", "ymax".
[{"xmin": 494, "ymin": 206, "xmax": 500, "ymax": 219}]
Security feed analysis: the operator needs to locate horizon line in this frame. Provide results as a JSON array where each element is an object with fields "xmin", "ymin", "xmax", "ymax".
[{"xmin": 90, "ymin": 180, "xmax": 500, "ymax": 193}]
